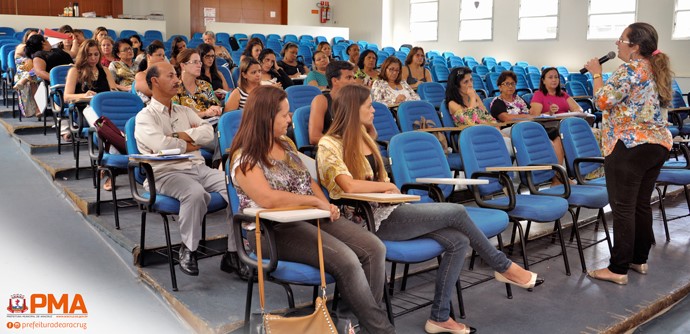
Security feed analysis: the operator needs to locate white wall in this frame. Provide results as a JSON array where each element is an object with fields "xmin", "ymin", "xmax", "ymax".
[
  {"xmin": 0, "ymin": 14, "xmax": 166, "ymax": 37},
  {"xmin": 390, "ymin": 0, "xmax": 690, "ymax": 77},
  {"xmin": 207, "ymin": 21, "xmax": 348, "ymax": 41},
  {"xmin": 287, "ymin": 0, "xmax": 381, "ymax": 44},
  {"xmin": 122, "ymin": 0, "xmax": 190, "ymax": 39}
]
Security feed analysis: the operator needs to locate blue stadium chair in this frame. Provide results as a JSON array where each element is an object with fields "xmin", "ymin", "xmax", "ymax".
[
  {"xmin": 166, "ymin": 34, "xmax": 188, "ymax": 44},
  {"xmin": 285, "ymin": 85, "xmax": 321, "ymax": 113},
  {"xmin": 515, "ymin": 73, "xmax": 533, "ymax": 96},
  {"xmin": 291, "ymin": 106, "xmax": 316, "ymax": 157},
  {"xmin": 267, "ymin": 33, "xmax": 282, "ymax": 42},
  {"xmin": 0, "ymin": 27, "xmax": 15, "ymax": 38},
  {"xmin": 297, "ymin": 45, "xmax": 313, "ymax": 67},
  {"xmin": 448, "ymin": 56, "xmax": 465, "ymax": 68},
  {"xmin": 249, "ymin": 33, "xmax": 266, "ymax": 44},
  {"xmin": 511, "ymin": 121, "xmax": 611, "ymax": 272},
  {"xmin": 216, "ymin": 110, "xmax": 243, "ymax": 163},
  {"xmin": 217, "ymin": 65, "xmax": 234, "ymax": 89},
  {"xmin": 283, "ymin": 34, "xmax": 298, "ymax": 44},
  {"xmin": 515, "ymin": 61, "xmax": 529, "ymax": 68},
  {"xmin": 382, "ymin": 46, "xmax": 396, "ymax": 55},
  {"xmin": 491, "ymin": 65, "xmax": 507, "ymax": 73},
  {"xmin": 430, "ymin": 64, "xmax": 450, "ymax": 86},
  {"xmin": 119, "ymin": 29, "xmax": 139, "ymax": 39},
  {"xmin": 460, "ymin": 125, "xmax": 571, "ymax": 274},
  {"xmin": 48, "ymin": 65, "xmax": 73, "ymax": 151},
  {"xmin": 498, "ymin": 60, "xmax": 512, "ymax": 68},
  {"xmin": 526, "ymin": 73, "xmax": 541, "ymax": 91},
  {"xmin": 556, "ymin": 66, "xmax": 570, "ymax": 80},
  {"xmin": 144, "ymin": 30, "xmax": 163, "ymax": 41},
  {"xmin": 559, "ymin": 117, "xmax": 606, "ymax": 186},
  {"xmin": 484, "ymin": 72, "xmax": 501, "ymax": 96},
  {"xmin": 126, "ymin": 118, "xmax": 227, "ymax": 291},
  {"xmin": 511, "ymin": 66, "xmax": 527, "ymax": 76},
  {"xmin": 526, "ymin": 65, "xmax": 541, "ymax": 75},
  {"xmin": 473, "ymin": 64, "xmax": 489, "ymax": 78},
  {"xmin": 417, "ymin": 82, "xmax": 446, "ymax": 109},
  {"xmin": 89, "ymin": 92, "xmax": 144, "ymax": 229},
  {"xmin": 472, "ymin": 73, "xmax": 489, "ymax": 99},
  {"xmin": 372, "ymin": 102, "xmax": 400, "ymax": 158},
  {"xmin": 442, "ymin": 51, "xmax": 455, "ymax": 59},
  {"xmin": 521, "ymin": 93, "xmax": 533, "ymax": 108},
  {"xmin": 332, "ymin": 36, "xmax": 345, "ymax": 44},
  {"xmin": 482, "ymin": 56, "xmax": 497, "ymax": 68}
]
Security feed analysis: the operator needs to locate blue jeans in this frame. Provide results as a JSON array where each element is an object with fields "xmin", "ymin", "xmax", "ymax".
[
  {"xmin": 376, "ymin": 203, "xmax": 512, "ymax": 322},
  {"xmin": 270, "ymin": 217, "xmax": 395, "ymax": 334}
]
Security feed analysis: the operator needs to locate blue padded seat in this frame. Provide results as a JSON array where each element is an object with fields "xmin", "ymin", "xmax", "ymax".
[
  {"xmin": 657, "ymin": 169, "xmax": 690, "ymax": 185},
  {"xmin": 466, "ymin": 207, "xmax": 509, "ymax": 238},
  {"xmin": 383, "ymin": 238, "xmax": 444, "ymax": 263},
  {"xmin": 486, "ymin": 195, "xmax": 569, "ymax": 222},
  {"xmin": 100, "ymin": 154, "xmax": 129, "ymax": 169},
  {"xmin": 143, "ymin": 191, "xmax": 227, "ymax": 214},
  {"xmin": 540, "ymin": 185, "xmax": 609, "ymax": 208},
  {"xmin": 249, "ymin": 254, "xmax": 336, "ymax": 285},
  {"xmin": 200, "ymin": 148, "xmax": 213, "ymax": 161}
]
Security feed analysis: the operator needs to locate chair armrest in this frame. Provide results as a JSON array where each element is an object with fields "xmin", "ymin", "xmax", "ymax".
[
  {"xmin": 232, "ymin": 213, "xmax": 280, "ymax": 274},
  {"xmin": 88, "ymin": 127, "xmax": 102, "ymax": 162},
  {"xmin": 331, "ymin": 198, "xmax": 378, "ymax": 232},
  {"xmin": 468, "ymin": 171, "xmax": 516, "ymax": 211},
  {"xmin": 127, "ymin": 161, "xmax": 155, "ymax": 208},
  {"xmin": 572, "ymin": 157, "xmax": 605, "ymax": 184},
  {"xmin": 298, "ymin": 144, "xmax": 316, "ymax": 157},
  {"xmin": 49, "ymin": 84, "xmax": 65, "ymax": 91},
  {"xmin": 523, "ymin": 164, "xmax": 571, "ymax": 198},
  {"xmin": 400, "ymin": 182, "xmax": 445, "ymax": 202}
]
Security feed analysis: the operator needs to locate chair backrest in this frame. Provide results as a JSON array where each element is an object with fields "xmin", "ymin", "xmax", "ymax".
[
  {"xmin": 527, "ymin": 73, "xmax": 541, "ymax": 91},
  {"xmin": 521, "ymin": 93, "xmax": 533, "ymax": 107},
  {"xmin": 556, "ymin": 66, "xmax": 570, "ymax": 79},
  {"xmin": 672, "ymin": 90, "xmax": 688, "ymax": 109},
  {"xmin": 565, "ymin": 81, "xmax": 589, "ymax": 97},
  {"xmin": 144, "ymin": 30, "xmax": 163, "ymax": 41},
  {"xmin": 120, "ymin": 29, "xmax": 139, "ymax": 39},
  {"xmin": 515, "ymin": 73, "xmax": 532, "ymax": 95},
  {"xmin": 439, "ymin": 102, "xmax": 455, "ymax": 127},
  {"xmin": 389, "ymin": 131, "xmax": 453, "ymax": 201},
  {"xmin": 526, "ymin": 65, "xmax": 541, "ymax": 75},
  {"xmin": 515, "ymin": 61, "xmax": 529, "ymax": 68},
  {"xmin": 372, "ymin": 101, "xmax": 400, "ymax": 142},
  {"xmin": 292, "ymin": 105, "xmax": 311, "ymax": 151},
  {"xmin": 491, "ymin": 65, "xmax": 507, "ymax": 73},
  {"xmin": 49, "ymin": 64, "xmax": 72, "ymax": 86},
  {"xmin": 125, "ymin": 117, "xmax": 146, "ymax": 185},
  {"xmin": 285, "ymin": 85, "xmax": 321, "ymax": 113},
  {"xmin": 283, "ymin": 34, "xmax": 298, "ymax": 44},
  {"xmin": 231, "ymin": 66, "xmax": 240, "ymax": 88},
  {"xmin": 459, "ymin": 125, "xmax": 513, "ymax": 196},
  {"xmin": 485, "ymin": 72, "xmax": 501, "ymax": 96},
  {"xmin": 91, "ymin": 92, "xmax": 144, "ymax": 131},
  {"xmin": 417, "ymin": 82, "xmax": 446, "ymax": 109},
  {"xmin": 559, "ymin": 117, "xmax": 603, "ymax": 177},
  {"xmin": 448, "ymin": 56, "xmax": 465, "ymax": 68},
  {"xmin": 266, "ymin": 39, "xmax": 283, "ymax": 53},
  {"xmin": 217, "ymin": 110, "xmax": 243, "ymax": 164},
  {"xmin": 217, "ymin": 65, "xmax": 234, "ymax": 89},
  {"xmin": 431, "ymin": 64, "xmax": 450, "ymax": 84},
  {"xmin": 511, "ymin": 122, "xmax": 558, "ymax": 185},
  {"xmin": 482, "ymin": 97, "xmax": 494, "ymax": 111},
  {"xmin": 482, "ymin": 56, "xmax": 497, "ymax": 68},
  {"xmin": 472, "ymin": 73, "xmax": 488, "ymax": 99},
  {"xmin": 396, "ymin": 100, "xmax": 441, "ymax": 132},
  {"xmin": 511, "ymin": 66, "xmax": 527, "ymax": 76},
  {"xmin": 473, "ymin": 64, "xmax": 489, "ymax": 78}
]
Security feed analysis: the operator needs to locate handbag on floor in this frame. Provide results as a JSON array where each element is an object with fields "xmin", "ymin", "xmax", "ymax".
[{"xmin": 252, "ymin": 207, "xmax": 339, "ymax": 334}]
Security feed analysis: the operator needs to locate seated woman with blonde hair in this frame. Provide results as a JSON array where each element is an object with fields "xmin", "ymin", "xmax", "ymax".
[
  {"xmin": 318, "ymin": 84, "xmax": 544, "ymax": 334},
  {"xmin": 172, "ymin": 49, "xmax": 223, "ymax": 119},
  {"xmin": 228, "ymin": 85, "xmax": 396, "ymax": 334}
]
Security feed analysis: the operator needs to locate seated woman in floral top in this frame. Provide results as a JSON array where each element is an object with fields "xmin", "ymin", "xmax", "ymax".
[
  {"xmin": 108, "ymin": 38, "xmax": 137, "ymax": 92},
  {"xmin": 370, "ymin": 57, "xmax": 419, "ymax": 107},
  {"xmin": 446, "ymin": 67, "xmax": 497, "ymax": 126},
  {"xmin": 172, "ymin": 49, "xmax": 222, "ymax": 119},
  {"xmin": 354, "ymin": 50, "xmax": 379, "ymax": 87}
]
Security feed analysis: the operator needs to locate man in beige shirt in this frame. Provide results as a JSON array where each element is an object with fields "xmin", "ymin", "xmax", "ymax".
[{"xmin": 135, "ymin": 62, "xmax": 247, "ymax": 279}]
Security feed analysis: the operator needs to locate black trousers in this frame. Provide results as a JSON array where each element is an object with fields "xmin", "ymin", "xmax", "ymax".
[{"xmin": 604, "ymin": 140, "xmax": 668, "ymax": 274}]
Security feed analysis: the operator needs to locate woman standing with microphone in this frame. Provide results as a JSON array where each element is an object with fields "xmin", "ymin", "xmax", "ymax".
[{"xmin": 584, "ymin": 22, "xmax": 673, "ymax": 285}]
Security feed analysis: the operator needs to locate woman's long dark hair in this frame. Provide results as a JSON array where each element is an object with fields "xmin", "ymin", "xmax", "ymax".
[
  {"xmin": 137, "ymin": 43, "xmax": 165, "ymax": 72},
  {"xmin": 197, "ymin": 43, "xmax": 221, "ymax": 84},
  {"xmin": 228, "ymin": 86, "xmax": 289, "ymax": 174},
  {"xmin": 445, "ymin": 66, "xmax": 473, "ymax": 109},
  {"xmin": 538, "ymin": 67, "xmax": 564, "ymax": 97}
]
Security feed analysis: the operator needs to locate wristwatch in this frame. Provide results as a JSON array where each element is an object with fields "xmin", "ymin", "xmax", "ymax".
[
  {"xmin": 172, "ymin": 133, "xmax": 179, "ymax": 139},
  {"xmin": 592, "ymin": 73, "xmax": 602, "ymax": 80}
]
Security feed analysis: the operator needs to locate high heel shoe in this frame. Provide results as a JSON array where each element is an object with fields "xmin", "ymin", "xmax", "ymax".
[
  {"xmin": 587, "ymin": 268, "xmax": 628, "ymax": 285},
  {"xmin": 425, "ymin": 320, "xmax": 476, "ymax": 334},
  {"xmin": 494, "ymin": 271, "xmax": 544, "ymax": 289},
  {"xmin": 629, "ymin": 263, "xmax": 648, "ymax": 275}
]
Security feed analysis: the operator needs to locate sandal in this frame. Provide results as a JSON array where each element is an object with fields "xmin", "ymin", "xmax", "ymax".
[
  {"xmin": 61, "ymin": 133, "xmax": 72, "ymax": 142},
  {"xmin": 103, "ymin": 177, "xmax": 112, "ymax": 191}
]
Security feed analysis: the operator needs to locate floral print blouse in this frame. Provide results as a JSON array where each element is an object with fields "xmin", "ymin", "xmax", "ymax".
[
  {"xmin": 489, "ymin": 95, "xmax": 530, "ymax": 118},
  {"xmin": 451, "ymin": 105, "xmax": 497, "ymax": 126},
  {"xmin": 172, "ymin": 79, "xmax": 221, "ymax": 116},
  {"xmin": 594, "ymin": 59, "xmax": 672, "ymax": 156},
  {"xmin": 370, "ymin": 79, "xmax": 420, "ymax": 106},
  {"xmin": 108, "ymin": 61, "xmax": 137, "ymax": 87},
  {"xmin": 231, "ymin": 138, "xmax": 314, "ymax": 211},
  {"xmin": 317, "ymin": 135, "xmax": 397, "ymax": 231}
]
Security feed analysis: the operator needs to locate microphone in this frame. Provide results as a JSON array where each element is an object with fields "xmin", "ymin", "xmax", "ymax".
[{"xmin": 580, "ymin": 51, "xmax": 616, "ymax": 74}]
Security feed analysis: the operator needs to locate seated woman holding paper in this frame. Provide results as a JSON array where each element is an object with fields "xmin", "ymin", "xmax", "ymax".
[
  {"xmin": 228, "ymin": 85, "xmax": 396, "ymax": 334},
  {"xmin": 64, "ymin": 39, "xmax": 118, "ymax": 190},
  {"xmin": 530, "ymin": 67, "xmax": 583, "ymax": 115},
  {"xmin": 171, "ymin": 49, "xmax": 223, "ymax": 119},
  {"xmin": 317, "ymin": 84, "xmax": 543, "ymax": 334}
]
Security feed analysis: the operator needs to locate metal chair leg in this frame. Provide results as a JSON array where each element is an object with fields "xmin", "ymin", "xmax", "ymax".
[{"xmin": 161, "ymin": 214, "xmax": 178, "ymax": 291}]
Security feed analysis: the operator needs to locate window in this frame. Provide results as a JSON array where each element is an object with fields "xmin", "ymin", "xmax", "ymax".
[
  {"xmin": 518, "ymin": 0, "xmax": 559, "ymax": 40},
  {"xmin": 673, "ymin": 0, "xmax": 690, "ymax": 39},
  {"xmin": 410, "ymin": 0, "xmax": 438, "ymax": 41},
  {"xmin": 459, "ymin": 0, "xmax": 494, "ymax": 41},
  {"xmin": 587, "ymin": 0, "xmax": 636, "ymax": 39}
]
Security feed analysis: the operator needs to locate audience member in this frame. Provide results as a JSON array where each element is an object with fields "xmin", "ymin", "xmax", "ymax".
[
  {"xmin": 172, "ymin": 49, "xmax": 222, "ymax": 119},
  {"xmin": 134, "ymin": 62, "xmax": 242, "ymax": 279},
  {"xmin": 401, "ymin": 46, "xmax": 432, "ymax": 90},
  {"xmin": 56, "ymin": 25, "xmax": 79, "ymax": 58},
  {"xmin": 99, "ymin": 36, "xmax": 115, "ymax": 67},
  {"xmin": 317, "ymin": 84, "xmax": 543, "ymax": 334},
  {"xmin": 197, "ymin": 43, "xmax": 230, "ymax": 99},
  {"xmin": 169, "ymin": 36, "xmax": 187, "ymax": 66},
  {"xmin": 346, "ymin": 43, "xmax": 360, "ymax": 71},
  {"xmin": 445, "ymin": 67, "xmax": 497, "ymax": 126},
  {"xmin": 316, "ymin": 41, "xmax": 333, "ymax": 61},
  {"xmin": 134, "ymin": 43, "xmax": 168, "ymax": 103},
  {"xmin": 530, "ymin": 67, "xmax": 583, "ymax": 115},
  {"xmin": 202, "ymin": 31, "xmax": 232, "ymax": 62},
  {"xmin": 371, "ymin": 57, "xmax": 419, "ymax": 106},
  {"xmin": 308, "ymin": 61, "xmax": 360, "ymax": 144},
  {"xmin": 224, "ymin": 58, "xmax": 261, "ymax": 111},
  {"xmin": 228, "ymin": 85, "xmax": 396, "ymax": 334},
  {"xmin": 108, "ymin": 38, "xmax": 137, "ymax": 92},
  {"xmin": 278, "ymin": 43, "xmax": 309, "ymax": 78},
  {"xmin": 129, "ymin": 34, "xmax": 144, "ymax": 59},
  {"xmin": 13, "ymin": 29, "xmax": 41, "ymax": 118},
  {"xmin": 94, "ymin": 27, "xmax": 109, "ymax": 43},
  {"xmin": 355, "ymin": 49, "xmax": 379, "ymax": 87},
  {"xmin": 305, "ymin": 50, "xmax": 329, "ymax": 90},
  {"xmin": 239, "ymin": 37, "xmax": 263, "ymax": 63},
  {"xmin": 258, "ymin": 48, "xmax": 292, "ymax": 88}
]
